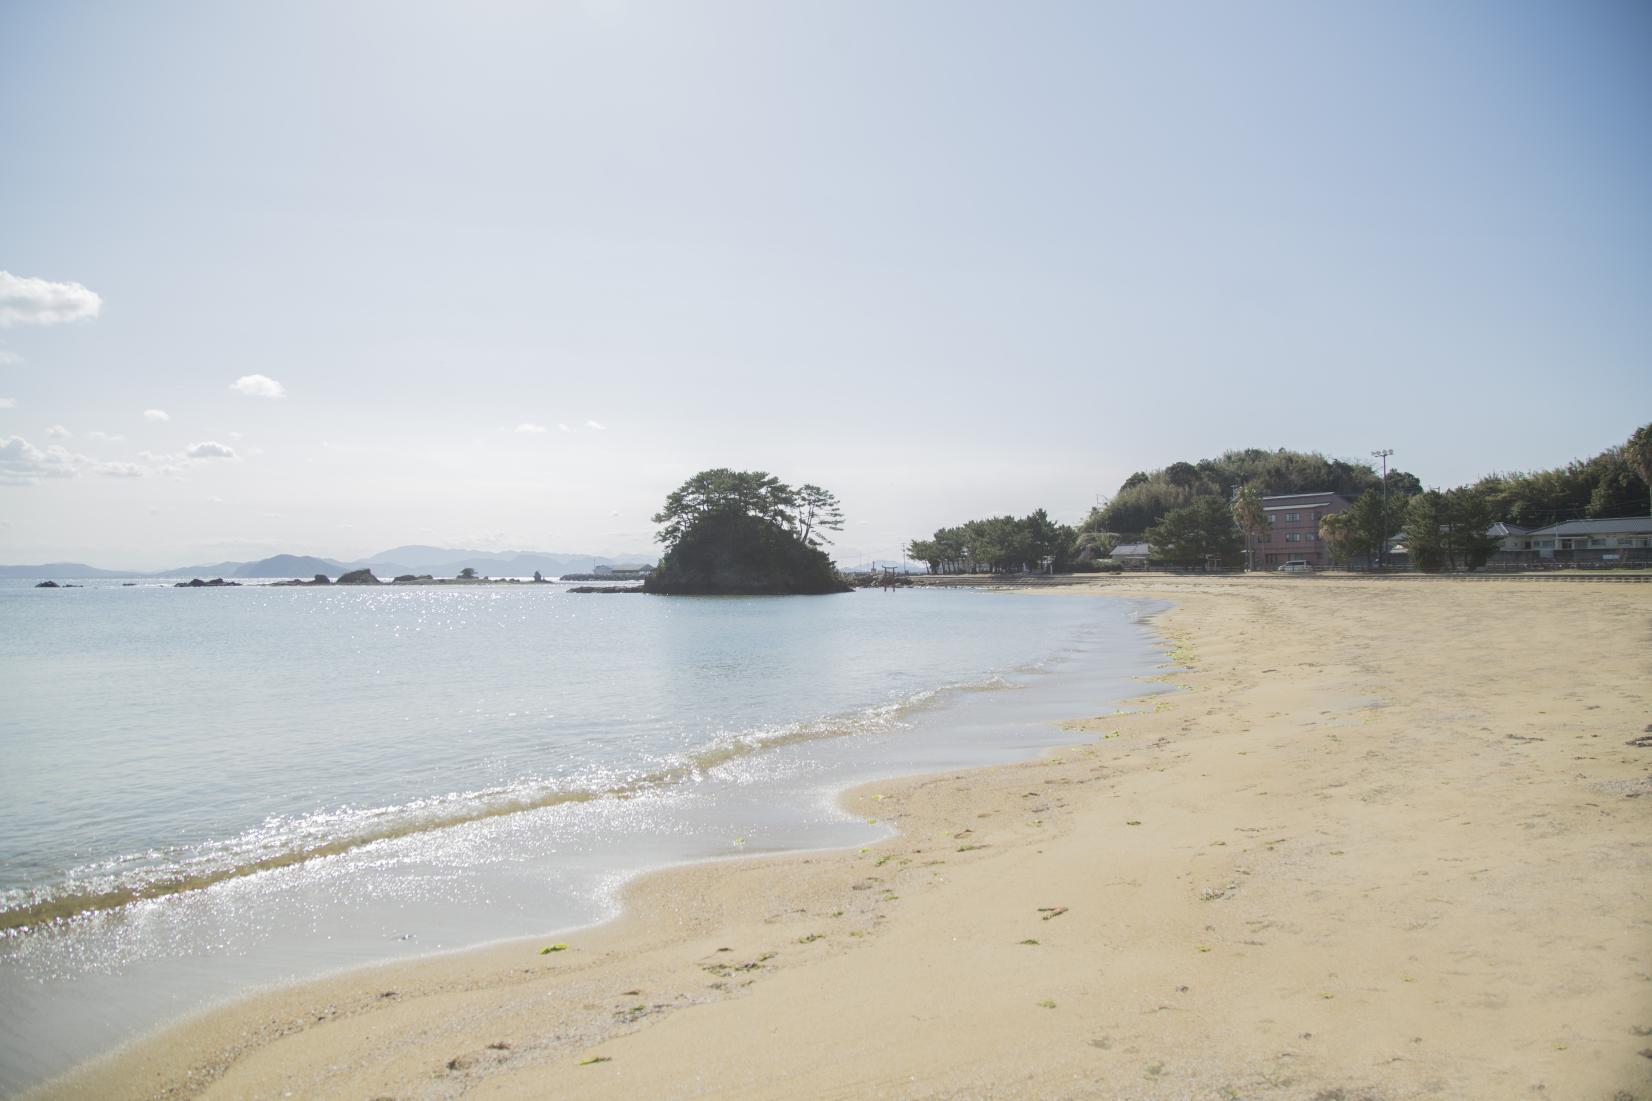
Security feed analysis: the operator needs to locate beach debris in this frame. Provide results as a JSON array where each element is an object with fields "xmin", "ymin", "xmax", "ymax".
[
  {"xmin": 798, "ymin": 933, "xmax": 823, "ymax": 944},
  {"xmin": 1038, "ymin": 906, "xmax": 1068, "ymax": 921},
  {"xmin": 1631, "ymin": 1025, "xmax": 1652, "ymax": 1036},
  {"xmin": 733, "ymin": 837, "xmax": 746, "ymax": 846},
  {"xmin": 956, "ymin": 843, "xmax": 986, "ymax": 852},
  {"xmin": 578, "ymin": 1055, "xmax": 612, "ymax": 1066},
  {"xmin": 1196, "ymin": 944, "xmax": 1212, "ymax": 953},
  {"xmin": 1037, "ymin": 999, "xmax": 1057, "ymax": 1009},
  {"xmin": 539, "ymin": 943, "xmax": 569, "ymax": 954},
  {"xmin": 1019, "ymin": 938, "xmax": 1040, "ymax": 946},
  {"xmin": 487, "ymin": 1041, "xmax": 511, "ymax": 1050},
  {"xmin": 1126, "ymin": 820, "xmax": 1143, "ymax": 826},
  {"xmin": 446, "ymin": 1054, "xmax": 476, "ymax": 1071}
]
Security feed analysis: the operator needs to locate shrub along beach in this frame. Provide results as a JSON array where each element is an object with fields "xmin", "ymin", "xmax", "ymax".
[{"xmin": 36, "ymin": 574, "xmax": 1651, "ymax": 1100}]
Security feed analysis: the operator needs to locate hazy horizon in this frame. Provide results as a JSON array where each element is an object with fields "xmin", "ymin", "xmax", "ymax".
[{"xmin": 4, "ymin": 1, "xmax": 1648, "ymax": 568}]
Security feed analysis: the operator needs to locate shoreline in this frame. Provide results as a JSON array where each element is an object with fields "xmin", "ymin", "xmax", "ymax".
[{"xmin": 29, "ymin": 576, "xmax": 1652, "ymax": 1100}]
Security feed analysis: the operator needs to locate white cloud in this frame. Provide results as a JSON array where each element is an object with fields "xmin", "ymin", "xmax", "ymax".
[
  {"xmin": 184, "ymin": 440, "xmax": 237, "ymax": 460},
  {"xmin": 144, "ymin": 409, "xmax": 170, "ymax": 422},
  {"xmin": 0, "ymin": 397, "xmax": 16, "ymax": 409},
  {"xmin": 515, "ymin": 423, "xmax": 548, "ymax": 434},
  {"xmin": 557, "ymin": 423, "xmax": 571, "ymax": 432},
  {"xmin": 0, "ymin": 351, "xmax": 20, "ymax": 365},
  {"xmin": 0, "ymin": 435, "xmax": 90, "ymax": 483},
  {"xmin": 87, "ymin": 430, "xmax": 125, "ymax": 442},
  {"xmin": 46, "ymin": 424, "xmax": 69, "ymax": 438},
  {"xmin": 230, "ymin": 374, "xmax": 285, "ymax": 398},
  {"xmin": 0, "ymin": 271, "xmax": 103, "ymax": 327},
  {"xmin": 586, "ymin": 420, "xmax": 606, "ymax": 430},
  {"xmin": 94, "ymin": 461, "xmax": 144, "ymax": 478},
  {"xmin": 206, "ymin": 496, "xmax": 225, "ymax": 504}
]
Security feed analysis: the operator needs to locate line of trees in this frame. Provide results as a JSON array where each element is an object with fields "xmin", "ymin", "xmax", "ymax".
[{"xmin": 907, "ymin": 510, "xmax": 1075, "ymax": 574}]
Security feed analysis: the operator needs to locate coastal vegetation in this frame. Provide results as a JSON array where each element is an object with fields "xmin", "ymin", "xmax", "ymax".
[
  {"xmin": 907, "ymin": 423, "xmax": 1651, "ymax": 574},
  {"xmin": 906, "ymin": 509, "xmax": 1075, "ymax": 575},
  {"xmin": 644, "ymin": 469, "xmax": 850, "ymax": 595},
  {"xmin": 1142, "ymin": 498, "xmax": 1245, "ymax": 568}
]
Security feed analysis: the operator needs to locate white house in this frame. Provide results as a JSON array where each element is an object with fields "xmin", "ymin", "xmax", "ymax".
[
  {"xmin": 1109, "ymin": 542, "xmax": 1152, "ymax": 569},
  {"xmin": 1514, "ymin": 516, "xmax": 1652, "ymax": 563}
]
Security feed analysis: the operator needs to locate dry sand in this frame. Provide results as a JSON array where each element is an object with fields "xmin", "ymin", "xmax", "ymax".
[{"xmin": 33, "ymin": 577, "xmax": 1652, "ymax": 1100}]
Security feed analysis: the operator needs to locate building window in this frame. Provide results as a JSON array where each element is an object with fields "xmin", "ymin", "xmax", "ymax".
[
  {"xmin": 1285, "ymin": 532, "xmax": 1303, "ymax": 542},
  {"xmin": 1590, "ymin": 538, "xmax": 1607, "ymax": 547},
  {"xmin": 1283, "ymin": 512, "xmax": 1300, "ymax": 522}
]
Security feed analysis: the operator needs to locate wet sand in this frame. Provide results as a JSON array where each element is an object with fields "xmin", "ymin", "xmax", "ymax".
[{"xmin": 32, "ymin": 576, "xmax": 1652, "ymax": 1100}]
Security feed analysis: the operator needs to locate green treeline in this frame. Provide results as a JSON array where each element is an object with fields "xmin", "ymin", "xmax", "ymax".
[
  {"xmin": 906, "ymin": 424, "xmax": 1651, "ymax": 574},
  {"xmin": 906, "ymin": 510, "xmax": 1077, "ymax": 575}
]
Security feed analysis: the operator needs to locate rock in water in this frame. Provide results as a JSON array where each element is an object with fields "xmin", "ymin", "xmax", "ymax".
[{"xmin": 334, "ymin": 568, "xmax": 381, "ymax": 585}]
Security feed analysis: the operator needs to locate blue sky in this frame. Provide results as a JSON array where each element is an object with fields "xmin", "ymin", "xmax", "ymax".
[{"xmin": 2, "ymin": 0, "xmax": 1648, "ymax": 568}]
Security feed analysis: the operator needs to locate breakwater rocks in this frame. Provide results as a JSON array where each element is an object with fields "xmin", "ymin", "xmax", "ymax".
[
  {"xmin": 174, "ymin": 578, "xmax": 242, "ymax": 588},
  {"xmin": 566, "ymin": 585, "xmax": 645, "ymax": 594}
]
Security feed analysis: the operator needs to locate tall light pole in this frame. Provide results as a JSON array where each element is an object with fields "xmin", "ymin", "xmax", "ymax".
[{"xmin": 1372, "ymin": 448, "xmax": 1394, "ymax": 568}]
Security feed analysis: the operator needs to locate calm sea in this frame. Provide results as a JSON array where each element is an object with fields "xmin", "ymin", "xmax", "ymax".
[{"xmin": 0, "ymin": 579, "xmax": 1164, "ymax": 1092}]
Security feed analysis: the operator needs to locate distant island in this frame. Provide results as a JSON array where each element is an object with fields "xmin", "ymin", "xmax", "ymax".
[
  {"xmin": 6, "ymin": 545, "xmax": 655, "ymax": 585},
  {"xmin": 641, "ymin": 469, "xmax": 851, "ymax": 595}
]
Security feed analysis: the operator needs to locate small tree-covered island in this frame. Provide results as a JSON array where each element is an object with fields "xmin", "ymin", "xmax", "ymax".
[{"xmin": 642, "ymin": 469, "xmax": 852, "ymax": 595}]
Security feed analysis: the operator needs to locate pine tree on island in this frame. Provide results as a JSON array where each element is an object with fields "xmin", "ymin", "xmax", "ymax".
[{"xmin": 643, "ymin": 469, "xmax": 851, "ymax": 595}]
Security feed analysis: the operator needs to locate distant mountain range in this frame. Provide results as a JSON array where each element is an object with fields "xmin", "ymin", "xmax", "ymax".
[{"xmin": 0, "ymin": 546, "xmax": 656, "ymax": 581}]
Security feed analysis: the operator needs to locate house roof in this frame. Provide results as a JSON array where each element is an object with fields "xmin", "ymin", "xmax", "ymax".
[
  {"xmin": 1390, "ymin": 522, "xmax": 1529, "ymax": 543},
  {"xmin": 1522, "ymin": 516, "xmax": 1652, "ymax": 537},
  {"xmin": 1260, "ymin": 491, "xmax": 1348, "ymax": 505},
  {"xmin": 1111, "ymin": 542, "xmax": 1152, "ymax": 557}
]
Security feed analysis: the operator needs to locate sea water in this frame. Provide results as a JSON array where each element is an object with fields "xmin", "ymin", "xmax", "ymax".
[{"xmin": 0, "ymin": 579, "xmax": 1165, "ymax": 1092}]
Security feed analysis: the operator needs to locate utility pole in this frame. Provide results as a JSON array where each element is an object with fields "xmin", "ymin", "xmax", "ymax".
[{"xmin": 1372, "ymin": 448, "xmax": 1394, "ymax": 568}]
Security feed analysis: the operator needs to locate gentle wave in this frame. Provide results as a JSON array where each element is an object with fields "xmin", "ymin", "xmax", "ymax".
[{"xmin": 0, "ymin": 671, "xmax": 1016, "ymax": 934}]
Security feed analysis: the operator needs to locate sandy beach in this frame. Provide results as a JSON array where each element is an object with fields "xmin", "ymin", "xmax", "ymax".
[{"xmin": 32, "ymin": 576, "xmax": 1652, "ymax": 1101}]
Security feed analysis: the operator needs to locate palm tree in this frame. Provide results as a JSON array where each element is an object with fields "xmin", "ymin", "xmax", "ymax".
[{"xmin": 1231, "ymin": 485, "xmax": 1269, "ymax": 571}]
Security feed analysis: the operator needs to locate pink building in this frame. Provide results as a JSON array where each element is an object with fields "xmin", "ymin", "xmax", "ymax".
[{"xmin": 1249, "ymin": 491, "xmax": 1351, "ymax": 568}]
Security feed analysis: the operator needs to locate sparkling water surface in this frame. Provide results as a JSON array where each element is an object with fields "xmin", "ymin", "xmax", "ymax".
[{"xmin": 0, "ymin": 579, "xmax": 1164, "ymax": 1093}]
